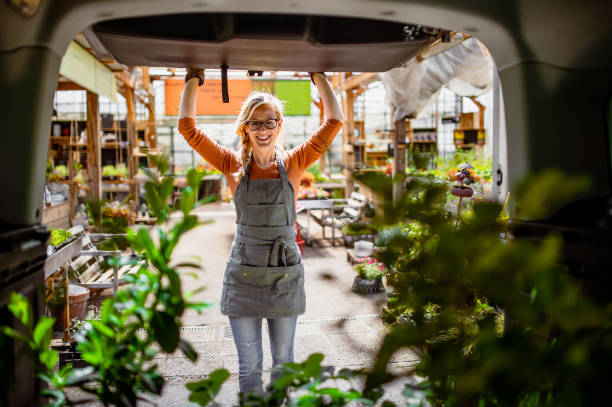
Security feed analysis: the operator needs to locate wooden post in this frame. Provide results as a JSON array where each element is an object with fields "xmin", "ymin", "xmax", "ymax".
[
  {"xmin": 146, "ymin": 98, "xmax": 156, "ymax": 148},
  {"xmin": 124, "ymin": 89, "xmax": 139, "ymax": 209},
  {"xmin": 393, "ymin": 118, "xmax": 407, "ymax": 204},
  {"xmin": 341, "ymin": 74, "xmax": 357, "ymax": 196},
  {"xmin": 86, "ymin": 91, "xmax": 101, "ymax": 200}
]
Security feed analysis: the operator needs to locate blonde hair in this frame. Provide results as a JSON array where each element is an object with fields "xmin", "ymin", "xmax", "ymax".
[{"xmin": 234, "ymin": 92, "xmax": 285, "ymax": 180}]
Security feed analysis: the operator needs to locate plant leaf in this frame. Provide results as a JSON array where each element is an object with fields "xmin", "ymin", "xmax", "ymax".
[
  {"xmin": 33, "ymin": 316, "xmax": 55, "ymax": 348},
  {"xmin": 151, "ymin": 311, "xmax": 179, "ymax": 353},
  {"xmin": 178, "ymin": 339, "xmax": 198, "ymax": 362}
]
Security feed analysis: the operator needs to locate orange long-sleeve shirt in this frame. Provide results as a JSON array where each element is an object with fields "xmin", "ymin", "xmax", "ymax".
[{"xmin": 177, "ymin": 118, "xmax": 343, "ymax": 202}]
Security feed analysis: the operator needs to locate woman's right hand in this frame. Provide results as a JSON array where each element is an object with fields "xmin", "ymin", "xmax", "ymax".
[{"xmin": 185, "ymin": 68, "xmax": 205, "ymax": 87}]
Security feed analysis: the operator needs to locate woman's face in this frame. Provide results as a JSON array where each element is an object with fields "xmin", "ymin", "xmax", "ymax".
[{"xmin": 245, "ymin": 104, "xmax": 282, "ymax": 152}]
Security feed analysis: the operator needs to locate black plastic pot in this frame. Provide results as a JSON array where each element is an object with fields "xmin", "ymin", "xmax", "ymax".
[{"xmin": 351, "ymin": 276, "xmax": 384, "ymax": 294}]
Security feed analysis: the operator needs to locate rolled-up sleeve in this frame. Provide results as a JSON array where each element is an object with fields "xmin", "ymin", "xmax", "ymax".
[
  {"xmin": 290, "ymin": 119, "xmax": 343, "ymax": 171},
  {"xmin": 177, "ymin": 117, "xmax": 238, "ymax": 175}
]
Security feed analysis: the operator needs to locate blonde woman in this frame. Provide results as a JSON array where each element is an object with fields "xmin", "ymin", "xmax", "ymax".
[{"xmin": 178, "ymin": 70, "xmax": 343, "ymax": 396}]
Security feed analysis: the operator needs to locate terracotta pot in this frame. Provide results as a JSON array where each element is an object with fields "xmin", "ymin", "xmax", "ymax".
[
  {"xmin": 51, "ymin": 284, "xmax": 90, "ymax": 330},
  {"xmin": 68, "ymin": 284, "xmax": 90, "ymax": 321}
]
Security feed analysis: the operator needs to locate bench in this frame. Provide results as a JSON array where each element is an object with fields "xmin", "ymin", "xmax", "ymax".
[
  {"xmin": 67, "ymin": 225, "xmax": 142, "ymax": 295},
  {"xmin": 310, "ymin": 191, "xmax": 369, "ymax": 246}
]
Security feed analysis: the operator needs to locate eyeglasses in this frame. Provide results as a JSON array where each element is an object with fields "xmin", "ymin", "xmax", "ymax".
[{"xmin": 246, "ymin": 119, "xmax": 280, "ymax": 131}]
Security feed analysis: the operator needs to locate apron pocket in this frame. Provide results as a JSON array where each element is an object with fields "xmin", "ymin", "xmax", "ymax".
[
  {"xmin": 231, "ymin": 244, "xmax": 270, "ymax": 267},
  {"xmin": 226, "ymin": 264, "xmax": 303, "ymax": 292},
  {"xmin": 246, "ymin": 203, "xmax": 287, "ymax": 226}
]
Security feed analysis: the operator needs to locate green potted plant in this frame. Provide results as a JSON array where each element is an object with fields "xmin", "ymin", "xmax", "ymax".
[
  {"xmin": 102, "ymin": 165, "xmax": 118, "ymax": 180},
  {"xmin": 47, "ymin": 228, "xmax": 74, "ymax": 255},
  {"xmin": 54, "ymin": 164, "xmax": 68, "ymax": 180},
  {"xmin": 341, "ymin": 222, "xmax": 378, "ymax": 247},
  {"xmin": 351, "ymin": 256, "xmax": 385, "ymax": 294},
  {"xmin": 116, "ymin": 163, "xmax": 128, "ymax": 180}
]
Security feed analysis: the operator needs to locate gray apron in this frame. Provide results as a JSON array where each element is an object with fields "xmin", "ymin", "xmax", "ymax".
[{"xmin": 220, "ymin": 151, "xmax": 305, "ymax": 318}]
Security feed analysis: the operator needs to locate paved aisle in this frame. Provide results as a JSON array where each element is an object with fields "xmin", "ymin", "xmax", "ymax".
[{"xmin": 65, "ymin": 202, "xmax": 420, "ymax": 406}]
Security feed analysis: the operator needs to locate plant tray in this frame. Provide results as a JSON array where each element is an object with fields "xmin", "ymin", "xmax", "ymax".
[
  {"xmin": 343, "ymin": 234, "xmax": 377, "ymax": 248},
  {"xmin": 55, "ymin": 342, "xmax": 90, "ymax": 369},
  {"xmin": 351, "ymin": 276, "xmax": 384, "ymax": 295}
]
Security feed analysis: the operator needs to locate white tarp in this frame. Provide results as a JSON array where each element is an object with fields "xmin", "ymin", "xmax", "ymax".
[{"xmin": 380, "ymin": 37, "xmax": 493, "ymax": 122}]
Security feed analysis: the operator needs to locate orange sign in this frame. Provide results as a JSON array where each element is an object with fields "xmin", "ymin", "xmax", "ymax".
[{"xmin": 164, "ymin": 79, "xmax": 254, "ymax": 116}]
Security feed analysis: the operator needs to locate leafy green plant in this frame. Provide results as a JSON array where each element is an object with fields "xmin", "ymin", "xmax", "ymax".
[
  {"xmin": 55, "ymin": 164, "xmax": 68, "ymax": 178},
  {"xmin": 359, "ymin": 169, "xmax": 612, "ymax": 406},
  {"xmin": 84, "ymin": 199, "xmax": 131, "ymax": 249},
  {"xmin": 1, "ymin": 158, "xmax": 212, "ymax": 407},
  {"xmin": 188, "ymin": 354, "xmax": 380, "ymax": 407},
  {"xmin": 102, "ymin": 165, "xmax": 118, "ymax": 177},
  {"xmin": 49, "ymin": 228, "xmax": 72, "ymax": 248},
  {"xmin": 340, "ymin": 222, "xmax": 377, "ymax": 236},
  {"xmin": 354, "ymin": 256, "xmax": 385, "ymax": 280},
  {"xmin": 305, "ymin": 162, "xmax": 329, "ymax": 183},
  {"xmin": 116, "ymin": 163, "xmax": 128, "ymax": 179},
  {"xmin": 1, "ymin": 293, "xmax": 93, "ymax": 406}
]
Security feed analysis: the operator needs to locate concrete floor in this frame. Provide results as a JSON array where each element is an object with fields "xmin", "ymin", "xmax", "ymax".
[{"xmin": 65, "ymin": 202, "xmax": 420, "ymax": 406}]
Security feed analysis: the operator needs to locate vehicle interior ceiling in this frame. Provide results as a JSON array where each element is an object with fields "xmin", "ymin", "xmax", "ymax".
[{"xmin": 1, "ymin": 2, "xmax": 612, "ymax": 280}]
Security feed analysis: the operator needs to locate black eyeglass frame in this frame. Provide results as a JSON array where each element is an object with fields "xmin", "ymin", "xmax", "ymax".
[{"xmin": 245, "ymin": 118, "xmax": 280, "ymax": 131}]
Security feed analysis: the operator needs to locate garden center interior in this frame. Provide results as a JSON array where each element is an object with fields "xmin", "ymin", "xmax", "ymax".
[
  {"xmin": 7, "ymin": 1, "xmax": 612, "ymax": 403},
  {"xmin": 31, "ymin": 30, "xmax": 503, "ymax": 403}
]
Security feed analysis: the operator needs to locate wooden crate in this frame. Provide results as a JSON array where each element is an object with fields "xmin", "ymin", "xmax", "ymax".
[
  {"xmin": 42, "ymin": 202, "xmax": 70, "ymax": 229},
  {"xmin": 458, "ymin": 112, "xmax": 481, "ymax": 130}
]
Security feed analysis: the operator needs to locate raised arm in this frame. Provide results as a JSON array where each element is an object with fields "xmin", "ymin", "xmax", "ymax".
[
  {"xmin": 177, "ymin": 68, "xmax": 238, "ymax": 174},
  {"xmin": 179, "ymin": 68, "xmax": 203, "ymax": 119},
  {"xmin": 286, "ymin": 73, "xmax": 344, "ymax": 170},
  {"xmin": 311, "ymin": 73, "xmax": 344, "ymax": 122}
]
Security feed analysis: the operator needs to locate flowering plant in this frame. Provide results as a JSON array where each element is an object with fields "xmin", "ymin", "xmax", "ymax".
[
  {"xmin": 297, "ymin": 186, "xmax": 330, "ymax": 200},
  {"xmin": 354, "ymin": 256, "xmax": 384, "ymax": 280}
]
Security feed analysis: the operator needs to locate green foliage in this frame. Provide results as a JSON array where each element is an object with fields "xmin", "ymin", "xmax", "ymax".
[
  {"xmin": 187, "ymin": 369, "xmax": 231, "ymax": 406},
  {"xmin": 54, "ymin": 164, "xmax": 68, "ymax": 177},
  {"xmin": 102, "ymin": 165, "xmax": 118, "ymax": 177},
  {"xmin": 436, "ymin": 150, "xmax": 493, "ymax": 182},
  {"xmin": 514, "ymin": 168, "xmax": 591, "ymax": 220},
  {"xmin": 84, "ymin": 199, "xmax": 130, "ymax": 249},
  {"xmin": 0, "ymin": 293, "xmax": 94, "ymax": 407},
  {"xmin": 361, "ymin": 169, "xmax": 612, "ymax": 406},
  {"xmin": 1, "ymin": 162, "xmax": 213, "ymax": 407},
  {"xmin": 340, "ymin": 222, "xmax": 378, "ymax": 236},
  {"xmin": 305, "ymin": 162, "xmax": 329, "ymax": 183},
  {"xmin": 354, "ymin": 256, "xmax": 385, "ymax": 280},
  {"xmin": 141, "ymin": 153, "xmax": 177, "ymax": 224},
  {"xmin": 49, "ymin": 228, "xmax": 72, "ymax": 248}
]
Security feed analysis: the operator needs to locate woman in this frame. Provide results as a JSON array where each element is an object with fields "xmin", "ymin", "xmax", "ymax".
[{"xmin": 178, "ymin": 69, "xmax": 343, "ymax": 396}]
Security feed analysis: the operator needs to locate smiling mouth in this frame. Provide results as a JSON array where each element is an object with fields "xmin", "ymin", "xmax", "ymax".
[{"xmin": 255, "ymin": 134, "xmax": 272, "ymax": 143}]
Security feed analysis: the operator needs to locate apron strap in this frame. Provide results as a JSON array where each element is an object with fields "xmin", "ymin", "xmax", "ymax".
[{"xmin": 276, "ymin": 150, "xmax": 289, "ymax": 191}]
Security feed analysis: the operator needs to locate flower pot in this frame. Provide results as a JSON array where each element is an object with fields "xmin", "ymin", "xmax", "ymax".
[
  {"xmin": 351, "ymin": 276, "xmax": 384, "ymax": 294},
  {"xmin": 344, "ymin": 234, "xmax": 377, "ymax": 248},
  {"xmin": 51, "ymin": 284, "xmax": 90, "ymax": 330},
  {"xmin": 354, "ymin": 240, "xmax": 374, "ymax": 257},
  {"xmin": 69, "ymin": 284, "xmax": 90, "ymax": 320}
]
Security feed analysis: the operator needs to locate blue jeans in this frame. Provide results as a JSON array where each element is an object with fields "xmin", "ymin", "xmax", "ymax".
[{"xmin": 229, "ymin": 316, "xmax": 298, "ymax": 395}]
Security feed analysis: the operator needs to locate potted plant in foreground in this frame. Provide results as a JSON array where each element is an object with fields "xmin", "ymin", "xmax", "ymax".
[{"xmin": 351, "ymin": 256, "xmax": 385, "ymax": 294}]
